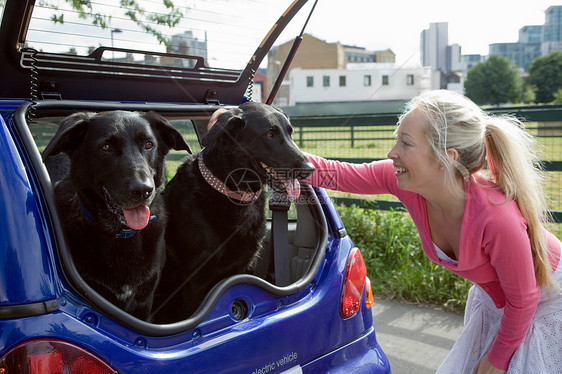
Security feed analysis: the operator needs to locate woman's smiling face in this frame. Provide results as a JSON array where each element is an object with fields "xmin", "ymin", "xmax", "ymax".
[{"xmin": 387, "ymin": 109, "xmax": 444, "ymax": 195}]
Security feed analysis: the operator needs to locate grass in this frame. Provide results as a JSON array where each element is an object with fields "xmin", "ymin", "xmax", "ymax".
[{"xmin": 336, "ymin": 204, "xmax": 472, "ymax": 313}]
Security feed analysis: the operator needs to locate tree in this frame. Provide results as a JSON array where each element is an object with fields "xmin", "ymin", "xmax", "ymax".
[
  {"xmin": 521, "ymin": 84, "xmax": 537, "ymax": 104},
  {"xmin": 44, "ymin": 0, "xmax": 184, "ymax": 45},
  {"xmin": 526, "ymin": 51, "xmax": 562, "ymax": 103},
  {"xmin": 464, "ymin": 55, "xmax": 522, "ymax": 106},
  {"xmin": 552, "ymin": 88, "xmax": 562, "ymax": 104}
]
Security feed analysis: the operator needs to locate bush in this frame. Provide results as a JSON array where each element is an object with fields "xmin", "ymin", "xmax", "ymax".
[{"xmin": 336, "ymin": 204, "xmax": 472, "ymax": 313}]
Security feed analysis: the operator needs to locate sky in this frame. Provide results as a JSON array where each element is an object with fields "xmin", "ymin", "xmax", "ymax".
[{"xmin": 280, "ymin": 0, "xmax": 560, "ymax": 65}]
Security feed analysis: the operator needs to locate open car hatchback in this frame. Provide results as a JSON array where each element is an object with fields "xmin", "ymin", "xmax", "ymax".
[{"xmin": 0, "ymin": 0, "xmax": 391, "ymax": 373}]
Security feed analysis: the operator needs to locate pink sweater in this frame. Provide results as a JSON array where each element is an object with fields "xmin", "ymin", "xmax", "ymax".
[{"xmin": 305, "ymin": 154, "xmax": 561, "ymax": 370}]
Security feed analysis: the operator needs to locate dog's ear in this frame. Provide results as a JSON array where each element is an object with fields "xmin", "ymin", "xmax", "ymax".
[
  {"xmin": 143, "ymin": 111, "xmax": 192, "ymax": 154},
  {"xmin": 201, "ymin": 108, "xmax": 245, "ymax": 148},
  {"xmin": 42, "ymin": 112, "xmax": 94, "ymax": 161}
]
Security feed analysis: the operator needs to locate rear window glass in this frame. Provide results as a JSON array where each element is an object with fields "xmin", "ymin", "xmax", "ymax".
[{"xmin": 6, "ymin": 0, "xmax": 303, "ymax": 70}]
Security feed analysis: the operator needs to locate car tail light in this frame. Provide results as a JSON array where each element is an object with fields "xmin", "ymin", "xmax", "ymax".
[
  {"xmin": 365, "ymin": 277, "xmax": 374, "ymax": 309},
  {"xmin": 340, "ymin": 247, "xmax": 369, "ymax": 319},
  {"xmin": 0, "ymin": 339, "xmax": 117, "ymax": 374}
]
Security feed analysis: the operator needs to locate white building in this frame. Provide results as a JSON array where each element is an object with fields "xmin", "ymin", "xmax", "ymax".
[{"xmin": 286, "ymin": 63, "xmax": 431, "ymax": 106}]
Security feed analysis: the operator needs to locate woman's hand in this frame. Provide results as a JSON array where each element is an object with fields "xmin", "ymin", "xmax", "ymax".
[
  {"xmin": 473, "ymin": 354, "xmax": 506, "ymax": 374},
  {"xmin": 207, "ymin": 108, "xmax": 228, "ymax": 131}
]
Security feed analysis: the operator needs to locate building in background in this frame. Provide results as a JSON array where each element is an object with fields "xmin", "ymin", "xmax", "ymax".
[
  {"xmin": 267, "ymin": 33, "xmax": 419, "ymax": 106},
  {"xmin": 344, "ymin": 45, "xmax": 395, "ymax": 63},
  {"xmin": 487, "ymin": 6, "xmax": 562, "ymax": 72},
  {"xmin": 420, "ymin": 22, "xmax": 448, "ymax": 72},
  {"xmin": 420, "ymin": 22, "xmax": 464, "ymax": 91},
  {"xmin": 164, "ymin": 30, "xmax": 208, "ymax": 68},
  {"xmin": 461, "ymin": 54, "xmax": 486, "ymax": 70},
  {"xmin": 542, "ymin": 5, "xmax": 562, "ymax": 55},
  {"xmin": 447, "ymin": 43, "xmax": 464, "ymax": 72},
  {"xmin": 519, "ymin": 25, "xmax": 543, "ymax": 71},
  {"xmin": 267, "ymin": 34, "xmax": 345, "ymax": 105},
  {"xmin": 489, "ymin": 25, "xmax": 542, "ymax": 72}
]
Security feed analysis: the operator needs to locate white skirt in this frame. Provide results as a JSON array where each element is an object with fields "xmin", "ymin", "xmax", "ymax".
[{"xmin": 437, "ymin": 250, "xmax": 562, "ymax": 374}]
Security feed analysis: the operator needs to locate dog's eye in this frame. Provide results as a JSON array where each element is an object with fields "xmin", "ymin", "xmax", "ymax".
[
  {"xmin": 100, "ymin": 144, "xmax": 110, "ymax": 152},
  {"xmin": 144, "ymin": 141, "xmax": 154, "ymax": 150},
  {"xmin": 265, "ymin": 132, "xmax": 274, "ymax": 139}
]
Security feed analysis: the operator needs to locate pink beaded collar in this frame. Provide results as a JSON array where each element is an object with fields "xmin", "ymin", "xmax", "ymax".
[{"xmin": 197, "ymin": 154, "xmax": 261, "ymax": 203}]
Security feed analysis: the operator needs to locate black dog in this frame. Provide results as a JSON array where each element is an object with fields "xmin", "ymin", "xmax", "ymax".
[
  {"xmin": 152, "ymin": 102, "xmax": 314, "ymax": 323},
  {"xmin": 43, "ymin": 110, "xmax": 190, "ymax": 321}
]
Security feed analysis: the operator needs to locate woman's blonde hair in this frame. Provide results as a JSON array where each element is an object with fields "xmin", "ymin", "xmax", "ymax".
[{"xmin": 401, "ymin": 89, "xmax": 553, "ymax": 289}]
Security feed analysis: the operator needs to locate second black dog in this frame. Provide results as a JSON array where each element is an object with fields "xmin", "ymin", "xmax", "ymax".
[
  {"xmin": 152, "ymin": 102, "xmax": 314, "ymax": 323},
  {"xmin": 43, "ymin": 110, "xmax": 190, "ymax": 321}
]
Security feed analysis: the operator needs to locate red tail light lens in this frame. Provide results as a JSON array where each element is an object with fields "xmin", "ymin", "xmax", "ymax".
[
  {"xmin": 0, "ymin": 340, "xmax": 117, "ymax": 374},
  {"xmin": 340, "ymin": 247, "xmax": 368, "ymax": 319}
]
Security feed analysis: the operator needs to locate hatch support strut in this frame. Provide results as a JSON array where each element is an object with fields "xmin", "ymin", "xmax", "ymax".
[{"xmin": 266, "ymin": 0, "xmax": 318, "ymax": 105}]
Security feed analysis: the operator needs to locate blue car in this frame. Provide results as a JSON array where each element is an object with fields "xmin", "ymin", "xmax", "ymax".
[{"xmin": 0, "ymin": 0, "xmax": 391, "ymax": 373}]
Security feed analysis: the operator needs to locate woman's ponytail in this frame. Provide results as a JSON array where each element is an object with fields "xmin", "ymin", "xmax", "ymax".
[{"xmin": 485, "ymin": 117, "xmax": 553, "ymax": 290}]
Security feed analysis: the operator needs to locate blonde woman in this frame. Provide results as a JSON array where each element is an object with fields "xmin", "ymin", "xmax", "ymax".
[{"xmin": 304, "ymin": 90, "xmax": 561, "ymax": 373}]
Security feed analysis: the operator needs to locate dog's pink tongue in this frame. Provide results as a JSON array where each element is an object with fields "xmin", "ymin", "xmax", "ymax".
[
  {"xmin": 282, "ymin": 178, "xmax": 301, "ymax": 201},
  {"xmin": 122, "ymin": 205, "xmax": 151, "ymax": 230}
]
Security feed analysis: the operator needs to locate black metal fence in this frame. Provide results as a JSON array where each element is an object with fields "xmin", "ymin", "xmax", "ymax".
[{"xmin": 288, "ymin": 105, "xmax": 562, "ymax": 224}]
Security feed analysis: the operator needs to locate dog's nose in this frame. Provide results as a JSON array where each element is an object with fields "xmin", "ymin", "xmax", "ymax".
[
  {"xmin": 302, "ymin": 160, "xmax": 315, "ymax": 173},
  {"xmin": 130, "ymin": 181, "xmax": 154, "ymax": 200},
  {"xmin": 295, "ymin": 160, "xmax": 315, "ymax": 179}
]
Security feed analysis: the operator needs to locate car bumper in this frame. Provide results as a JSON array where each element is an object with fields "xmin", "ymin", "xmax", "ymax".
[{"xmin": 302, "ymin": 326, "xmax": 391, "ymax": 373}]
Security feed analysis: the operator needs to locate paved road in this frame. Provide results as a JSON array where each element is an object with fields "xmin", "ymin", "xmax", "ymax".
[{"xmin": 372, "ymin": 299, "xmax": 465, "ymax": 374}]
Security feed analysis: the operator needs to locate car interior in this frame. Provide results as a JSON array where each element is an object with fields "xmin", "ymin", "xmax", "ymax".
[{"xmin": 11, "ymin": 98, "xmax": 327, "ymax": 332}]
